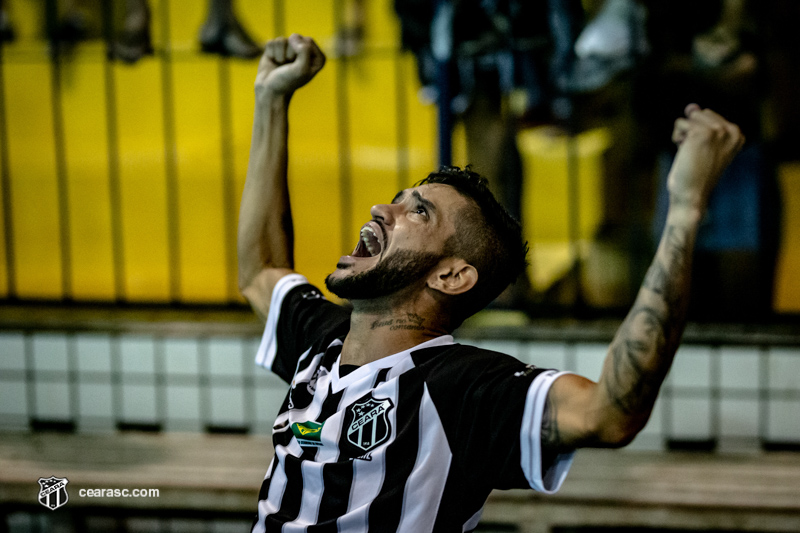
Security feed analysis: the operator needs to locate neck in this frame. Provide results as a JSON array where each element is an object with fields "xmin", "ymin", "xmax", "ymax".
[{"xmin": 341, "ymin": 298, "xmax": 450, "ymax": 367}]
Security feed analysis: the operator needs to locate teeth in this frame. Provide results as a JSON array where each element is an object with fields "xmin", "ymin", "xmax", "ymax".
[{"xmin": 360, "ymin": 226, "xmax": 380, "ymax": 257}]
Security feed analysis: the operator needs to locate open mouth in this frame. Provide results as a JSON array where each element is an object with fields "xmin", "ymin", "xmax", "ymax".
[{"xmin": 352, "ymin": 221, "xmax": 384, "ymax": 258}]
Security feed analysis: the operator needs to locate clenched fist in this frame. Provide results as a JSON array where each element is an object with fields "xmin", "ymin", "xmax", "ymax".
[
  {"xmin": 668, "ymin": 103, "xmax": 745, "ymax": 210},
  {"xmin": 255, "ymin": 34, "xmax": 326, "ymax": 101}
]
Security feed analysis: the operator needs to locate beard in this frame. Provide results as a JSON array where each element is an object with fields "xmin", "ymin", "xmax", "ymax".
[{"xmin": 325, "ymin": 249, "xmax": 443, "ymax": 301}]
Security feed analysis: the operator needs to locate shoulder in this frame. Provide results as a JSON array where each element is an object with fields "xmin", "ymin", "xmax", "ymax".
[
  {"xmin": 256, "ymin": 273, "xmax": 350, "ymax": 377},
  {"xmin": 412, "ymin": 343, "xmax": 545, "ymax": 388},
  {"xmin": 412, "ymin": 342, "xmax": 529, "ymax": 368},
  {"xmin": 277, "ymin": 276, "xmax": 351, "ymax": 330}
]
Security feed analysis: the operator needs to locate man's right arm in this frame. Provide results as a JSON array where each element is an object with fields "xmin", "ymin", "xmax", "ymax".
[{"xmin": 237, "ymin": 34, "xmax": 325, "ymax": 321}]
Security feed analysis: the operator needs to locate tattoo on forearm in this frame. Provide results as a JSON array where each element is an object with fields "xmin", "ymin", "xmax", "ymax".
[
  {"xmin": 605, "ymin": 224, "xmax": 692, "ymax": 418},
  {"xmin": 605, "ymin": 307, "xmax": 666, "ymax": 415},
  {"xmin": 643, "ymin": 225, "xmax": 689, "ymax": 309}
]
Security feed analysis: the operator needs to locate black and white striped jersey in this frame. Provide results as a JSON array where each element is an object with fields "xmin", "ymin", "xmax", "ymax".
[{"xmin": 252, "ymin": 274, "xmax": 574, "ymax": 533}]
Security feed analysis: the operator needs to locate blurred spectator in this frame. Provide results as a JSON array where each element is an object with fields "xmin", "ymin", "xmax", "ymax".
[
  {"xmin": 18, "ymin": 0, "xmax": 261, "ymax": 62},
  {"xmin": 0, "ymin": 0, "xmax": 12, "ymax": 42},
  {"xmin": 114, "ymin": 0, "xmax": 262, "ymax": 62}
]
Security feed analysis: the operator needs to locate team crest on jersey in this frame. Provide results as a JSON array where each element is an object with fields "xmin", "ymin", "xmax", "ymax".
[
  {"xmin": 38, "ymin": 476, "xmax": 69, "ymax": 510},
  {"xmin": 345, "ymin": 396, "xmax": 394, "ymax": 452}
]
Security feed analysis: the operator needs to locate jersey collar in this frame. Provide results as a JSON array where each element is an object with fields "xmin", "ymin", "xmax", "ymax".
[{"xmin": 331, "ymin": 335, "xmax": 455, "ymax": 393}]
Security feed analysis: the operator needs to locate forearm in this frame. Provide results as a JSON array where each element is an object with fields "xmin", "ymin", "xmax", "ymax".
[
  {"xmin": 237, "ymin": 94, "xmax": 294, "ymax": 292},
  {"xmin": 597, "ymin": 201, "xmax": 703, "ymax": 437}
]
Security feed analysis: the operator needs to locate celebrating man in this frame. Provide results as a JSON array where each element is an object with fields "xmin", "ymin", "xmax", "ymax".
[{"xmin": 238, "ymin": 34, "xmax": 744, "ymax": 532}]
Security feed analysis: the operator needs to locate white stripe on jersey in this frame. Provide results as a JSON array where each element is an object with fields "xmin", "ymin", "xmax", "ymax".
[
  {"xmin": 290, "ymin": 461, "xmax": 325, "ymax": 530},
  {"xmin": 251, "ymin": 463, "xmax": 275, "ymax": 533},
  {"xmin": 396, "ymin": 384, "xmax": 452, "ymax": 533},
  {"xmin": 255, "ymin": 273, "xmax": 309, "ymax": 370},
  {"xmin": 337, "ymin": 458, "xmax": 378, "ymax": 531},
  {"xmin": 336, "ymin": 374, "xmax": 398, "ymax": 533},
  {"xmin": 253, "ymin": 447, "xmax": 290, "ymax": 533},
  {"xmin": 520, "ymin": 370, "xmax": 575, "ymax": 493}
]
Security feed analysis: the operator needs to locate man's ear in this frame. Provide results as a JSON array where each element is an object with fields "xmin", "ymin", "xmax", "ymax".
[{"xmin": 427, "ymin": 259, "xmax": 478, "ymax": 296}]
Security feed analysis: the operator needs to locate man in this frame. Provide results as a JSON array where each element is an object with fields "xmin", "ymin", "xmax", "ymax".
[{"xmin": 238, "ymin": 34, "xmax": 744, "ymax": 532}]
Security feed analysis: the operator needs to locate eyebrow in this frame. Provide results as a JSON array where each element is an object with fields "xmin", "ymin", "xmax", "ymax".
[
  {"xmin": 391, "ymin": 190, "xmax": 405, "ymax": 204},
  {"xmin": 391, "ymin": 190, "xmax": 437, "ymax": 214}
]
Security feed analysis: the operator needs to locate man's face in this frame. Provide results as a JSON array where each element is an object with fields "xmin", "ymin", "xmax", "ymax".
[{"xmin": 325, "ymin": 184, "xmax": 469, "ymax": 301}]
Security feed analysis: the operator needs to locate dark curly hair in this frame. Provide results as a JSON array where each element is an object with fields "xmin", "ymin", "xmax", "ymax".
[{"xmin": 416, "ymin": 166, "xmax": 529, "ymax": 325}]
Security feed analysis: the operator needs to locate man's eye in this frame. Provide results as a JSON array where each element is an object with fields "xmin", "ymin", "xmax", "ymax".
[{"xmin": 414, "ymin": 206, "xmax": 428, "ymax": 216}]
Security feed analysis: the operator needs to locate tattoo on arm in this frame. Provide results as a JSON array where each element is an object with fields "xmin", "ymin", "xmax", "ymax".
[
  {"xmin": 605, "ymin": 223, "xmax": 692, "ymax": 418},
  {"xmin": 605, "ymin": 308, "xmax": 666, "ymax": 415},
  {"xmin": 643, "ymin": 225, "xmax": 689, "ymax": 312},
  {"xmin": 541, "ymin": 395, "xmax": 563, "ymax": 450}
]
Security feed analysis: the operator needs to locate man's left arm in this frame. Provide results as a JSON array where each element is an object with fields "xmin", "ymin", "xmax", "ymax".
[{"xmin": 542, "ymin": 104, "xmax": 745, "ymax": 450}]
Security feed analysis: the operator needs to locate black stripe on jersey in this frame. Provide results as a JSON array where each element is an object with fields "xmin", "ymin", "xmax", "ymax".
[
  {"xmin": 310, "ymin": 462, "xmax": 354, "ymax": 533},
  {"xmin": 265, "ymin": 454, "xmax": 304, "ymax": 531},
  {"xmin": 431, "ymin": 470, "xmax": 490, "ymax": 532},
  {"xmin": 252, "ymin": 457, "xmax": 282, "ymax": 533},
  {"xmin": 273, "ymin": 424, "xmax": 295, "ymax": 449},
  {"xmin": 318, "ymin": 382, "xmax": 344, "ymax": 425},
  {"xmin": 295, "ymin": 349, "xmax": 320, "ymax": 379},
  {"xmin": 372, "ymin": 366, "xmax": 391, "ymax": 388},
  {"xmin": 313, "ymin": 384, "xmax": 351, "ymax": 529},
  {"xmin": 257, "ymin": 456, "xmax": 281, "ymax": 502},
  {"xmin": 322, "ymin": 342, "xmax": 344, "ymax": 368},
  {"xmin": 367, "ymin": 371, "xmax": 424, "ymax": 531}
]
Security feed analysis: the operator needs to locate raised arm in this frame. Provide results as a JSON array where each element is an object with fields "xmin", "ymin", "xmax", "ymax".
[
  {"xmin": 543, "ymin": 104, "xmax": 745, "ymax": 450},
  {"xmin": 237, "ymin": 34, "xmax": 325, "ymax": 321}
]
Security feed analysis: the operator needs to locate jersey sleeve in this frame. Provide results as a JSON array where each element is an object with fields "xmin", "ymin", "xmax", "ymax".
[
  {"xmin": 519, "ymin": 370, "xmax": 575, "ymax": 493},
  {"xmin": 422, "ymin": 347, "xmax": 574, "ymax": 493},
  {"xmin": 255, "ymin": 274, "xmax": 350, "ymax": 383}
]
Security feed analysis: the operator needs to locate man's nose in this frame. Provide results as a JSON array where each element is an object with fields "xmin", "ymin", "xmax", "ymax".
[{"xmin": 370, "ymin": 203, "xmax": 397, "ymax": 225}]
